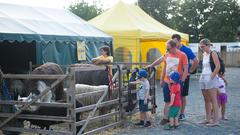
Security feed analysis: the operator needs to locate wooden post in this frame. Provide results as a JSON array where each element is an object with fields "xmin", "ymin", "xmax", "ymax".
[
  {"xmin": 29, "ymin": 61, "xmax": 33, "ymax": 73},
  {"xmin": 112, "ymin": 70, "xmax": 119, "ymax": 123},
  {"xmin": 117, "ymin": 65, "xmax": 123, "ymax": 122},
  {"xmin": 126, "ymin": 69, "xmax": 131, "ymax": 112},
  {"xmin": 151, "ymin": 70, "xmax": 156, "ymax": 114},
  {"xmin": 68, "ymin": 68, "xmax": 76, "ymax": 135}
]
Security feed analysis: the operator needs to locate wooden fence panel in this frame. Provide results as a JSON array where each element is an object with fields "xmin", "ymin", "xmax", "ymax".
[
  {"xmin": 0, "ymin": 63, "xmax": 156, "ymax": 135},
  {"xmin": 225, "ymin": 50, "xmax": 240, "ymax": 67}
]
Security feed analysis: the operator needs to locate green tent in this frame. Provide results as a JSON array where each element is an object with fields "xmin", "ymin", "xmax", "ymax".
[{"xmin": 0, "ymin": 3, "xmax": 112, "ymax": 73}]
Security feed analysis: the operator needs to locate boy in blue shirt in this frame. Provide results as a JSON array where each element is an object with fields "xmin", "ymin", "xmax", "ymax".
[
  {"xmin": 132, "ymin": 69, "xmax": 151, "ymax": 127},
  {"xmin": 172, "ymin": 34, "xmax": 199, "ymax": 120}
]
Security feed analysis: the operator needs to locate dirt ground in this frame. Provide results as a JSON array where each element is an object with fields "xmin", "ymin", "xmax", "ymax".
[
  {"xmin": 115, "ymin": 68, "xmax": 240, "ymax": 135},
  {"xmin": 1, "ymin": 68, "xmax": 240, "ymax": 135}
]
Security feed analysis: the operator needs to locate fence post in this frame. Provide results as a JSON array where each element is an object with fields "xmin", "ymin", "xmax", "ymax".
[
  {"xmin": 68, "ymin": 68, "xmax": 76, "ymax": 135},
  {"xmin": 117, "ymin": 65, "xmax": 123, "ymax": 123},
  {"xmin": 151, "ymin": 69, "xmax": 156, "ymax": 114},
  {"xmin": 126, "ymin": 69, "xmax": 132, "ymax": 113}
]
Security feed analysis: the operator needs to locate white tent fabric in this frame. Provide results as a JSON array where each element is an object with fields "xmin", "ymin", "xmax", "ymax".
[{"xmin": 0, "ymin": 3, "xmax": 111, "ymax": 42}]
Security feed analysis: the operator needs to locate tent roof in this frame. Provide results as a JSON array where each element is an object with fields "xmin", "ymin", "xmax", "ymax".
[
  {"xmin": 89, "ymin": 1, "xmax": 188, "ymax": 41},
  {"xmin": 0, "ymin": 3, "xmax": 112, "ymax": 43}
]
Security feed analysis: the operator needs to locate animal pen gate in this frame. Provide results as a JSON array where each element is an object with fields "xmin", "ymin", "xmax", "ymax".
[{"xmin": 0, "ymin": 64, "xmax": 156, "ymax": 135}]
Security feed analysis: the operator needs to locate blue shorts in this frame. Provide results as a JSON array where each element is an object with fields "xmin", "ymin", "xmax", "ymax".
[
  {"xmin": 163, "ymin": 82, "xmax": 170, "ymax": 103},
  {"xmin": 162, "ymin": 81, "xmax": 184, "ymax": 103},
  {"xmin": 139, "ymin": 100, "xmax": 148, "ymax": 112},
  {"xmin": 181, "ymin": 76, "xmax": 190, "ymax": 97}
]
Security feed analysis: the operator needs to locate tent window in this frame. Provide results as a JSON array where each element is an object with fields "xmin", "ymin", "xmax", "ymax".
[
  {"xmin": 0, "ymin": 41, "xmax": 36, "ymax": 73},
  {"xmin": 147, "ymin": 48, "xmax": 161, "ymax": 63},
  {"xmin": 114, "ymin": 47, "xmax": 132, "ymax": 63}
]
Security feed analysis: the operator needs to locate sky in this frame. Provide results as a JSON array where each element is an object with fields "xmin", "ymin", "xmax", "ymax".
[{"xmin": 0, "ymin": 0, "xmax": 137, "ymax": 9}]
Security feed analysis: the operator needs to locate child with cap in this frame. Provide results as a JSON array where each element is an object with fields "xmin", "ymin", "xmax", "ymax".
[
  {"xmin": 131, "ymin": 69, "xmax": 151, "ymax": 127},
  {"xmin": 164, "ymin": 71, "xmax": 182, "ymax": 130}
]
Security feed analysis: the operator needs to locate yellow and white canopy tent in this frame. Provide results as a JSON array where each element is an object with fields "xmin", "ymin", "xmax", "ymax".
[{"xmin": 89, "ymin": 1, "xmax": 189, "ymax": 78}]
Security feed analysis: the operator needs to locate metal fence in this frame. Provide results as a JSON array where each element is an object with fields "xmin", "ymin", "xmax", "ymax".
[{"xmin": 0, "ymin": 64, "xmax": 156, "ymax": 135}]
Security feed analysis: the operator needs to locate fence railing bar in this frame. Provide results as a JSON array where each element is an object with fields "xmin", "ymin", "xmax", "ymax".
[
  {"xmin": 82, "ymin": 121, "xmax": 123, "ymax": 135},
  {"xmin": 75, "ymin": 111, "xmax": 119, "ymax": 127},
  {"xmin": 2, "ymin": 127, "xmax": 72, "ymax": 135},
  {"xmin": 125, "ymin": 109, "xmax": 139, "ymax": 116},
  {"xmin": 69, "ymin": 65, "xmax": 108, "ymax": 72},
  {"xmin": 122, "ymin": 89, "xmax": 137, "ymax": 94},
  {"xmin": 75, "ymin": 89, "xmax": 105, "ymax": 99},
  {"xmin": 0, "ymin": 101, "xmax": 71, "ymax": 108},
  {"xmin": 3, "ymin": 74, "xmax": 69, "ymax": 80},
  {"xmin": 75, "ymin": 99, "xmax": 119, "ymax": 113},
  {"xmin": 0, "ymin": 113, "xmax": 72, "ymax": 122}
]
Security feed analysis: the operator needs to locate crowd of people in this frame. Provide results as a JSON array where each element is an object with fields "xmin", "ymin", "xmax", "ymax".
[
  {"xmin": 91, "ymin": 34, "xmax": 228, "ymax": 129},
  {"xmin": 135, "ymin": 35, "xmax": 228, "ymax": 129}
]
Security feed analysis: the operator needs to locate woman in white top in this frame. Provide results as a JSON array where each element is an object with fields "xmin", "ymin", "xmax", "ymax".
[{"xmin": 199, "ymin": 39, "xmax": 220, "ymax": 126}]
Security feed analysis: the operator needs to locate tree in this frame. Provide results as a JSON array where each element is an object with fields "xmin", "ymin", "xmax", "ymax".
[
  {"xmin": 137, "ymin": 0, "xmax": 212, "ymax": 42},
  {"xmin": 137, "ymin": 0, "xmax": 181, "ymax": 28},
  {"xmin": 68, "ymin": 0, "xmax": 103, "ymax": 21},
  {"xmin": 176, "ymin": 0, "xmax": 240, "ymax": 42},
  {"xmin": 202, "ymin": 0, "xmax": 240, "ymax": 42},
  {"xmin": 174, "ymin": 0, "xmax": 215, "ymax": 42},
  {"xmin": 137, "ymin": 0, "xmax": 240, "ymax": 42}
]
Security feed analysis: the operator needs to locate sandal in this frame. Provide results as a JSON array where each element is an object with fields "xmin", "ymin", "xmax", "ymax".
[
  {"xmin": 174, "ymin": 124, "xmax": 180, "ymax": 129},
  {"xmin": 206, "ymin": 122, "xmax": 220, "ymax": 127},
  {"xmin": 199, "ymin": 120, "xmax": 210, "ymax": 124},
  {"xmin": 160, "ymin": 119, "xmax": 169, "ymax": 125},
  {"xmin": 222, "ymin": 117, "xmax": 228, "ymax": 121},
  {"xmin": 164, "ymin": 124, "xmax": 174, "ymax": 130}
]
